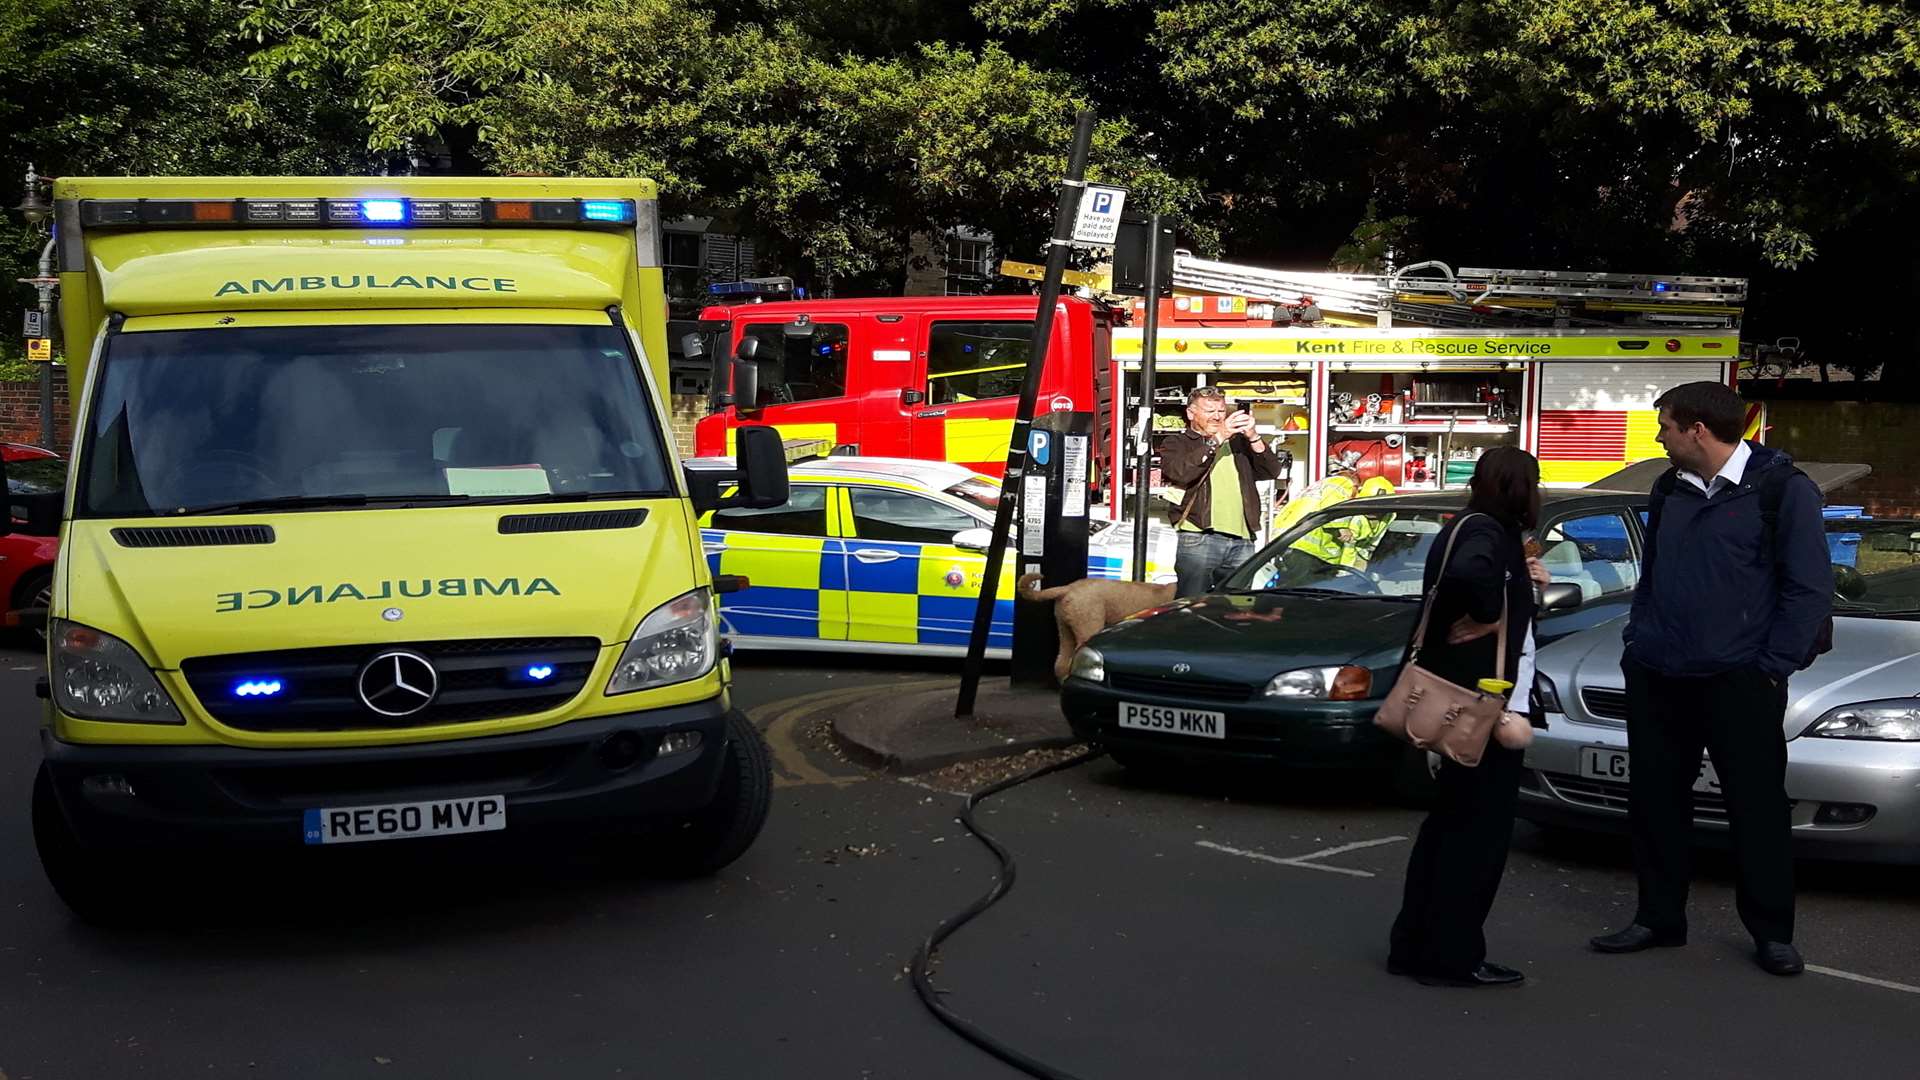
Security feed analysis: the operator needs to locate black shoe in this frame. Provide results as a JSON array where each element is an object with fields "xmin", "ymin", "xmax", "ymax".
[
  {"xmin": 1415, "ymin": 962, "xmax": 1526, "ymax": 988},
  {"xmin": 1756, "ymin": 941, "xmax": 1805, "ymax": 977},
  {"xmin": 1590, "ymin": 924, "xmax": 1687, "ymax": 953}
]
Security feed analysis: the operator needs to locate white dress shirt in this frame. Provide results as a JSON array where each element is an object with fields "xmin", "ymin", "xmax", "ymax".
[{"xmin": 1677, "ymin": 439, "xmax": 1751, "ymax": 499}]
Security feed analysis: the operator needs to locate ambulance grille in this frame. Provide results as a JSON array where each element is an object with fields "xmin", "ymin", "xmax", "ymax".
[
  {"xmin": 112, "ymin": 525, "xmax": 276, "ymax": 548},
  {"xmin": 182, "ymin": 637, "xmax": 601, "ymax": 732},
  {"xmin": 498, "ymin": 509, "xmax": 648, "ymax": 534}
]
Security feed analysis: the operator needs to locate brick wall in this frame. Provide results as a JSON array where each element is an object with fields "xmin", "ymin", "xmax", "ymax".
[
  {"xmin": 1765, "ymin": 400, "xmax": 1920, "ymax": 518},
  {"xmin": 668, "ymin": 393, "xmax": 708, "ymax": 457},
  {"xmin": 0, "ymin": 378, "xmax": 71, "ymax": 450}
]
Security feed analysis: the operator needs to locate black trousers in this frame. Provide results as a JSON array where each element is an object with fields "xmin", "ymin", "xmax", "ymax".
[
  {"xmin": 1622, "ymin": 656, "xmax": 1794, "ymax": 944},
  {"xmin": 1389, "ymin": 744, "xmax": 1524, "ymax": 976}
]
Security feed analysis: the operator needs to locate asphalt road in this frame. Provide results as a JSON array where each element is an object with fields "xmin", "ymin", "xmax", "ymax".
[{"xmin": 2, "ymin": 647, "xmax": 1916, "ymax": 1078}]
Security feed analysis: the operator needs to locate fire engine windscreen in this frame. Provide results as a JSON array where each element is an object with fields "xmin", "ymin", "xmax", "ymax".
[
  {"xmin": 78, "ymin": 324, "xmax": 673, "ymax": 516},
  {"xmin": 741, "ymin": 322, "xmax": 849, "ymax": 404}
]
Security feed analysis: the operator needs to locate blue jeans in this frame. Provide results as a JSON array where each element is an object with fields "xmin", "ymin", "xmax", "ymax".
[{"xmin": 1174, "ymin": 530, "xmax": 1255, "ymax": 598}]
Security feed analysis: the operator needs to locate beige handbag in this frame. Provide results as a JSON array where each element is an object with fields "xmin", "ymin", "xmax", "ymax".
[{"xmin": 1372, "ymin": 514, "xmax": 1510, "ymax": 768}]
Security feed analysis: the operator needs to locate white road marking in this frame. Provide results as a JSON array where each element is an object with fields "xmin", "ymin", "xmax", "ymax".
[
  {"xmin": 1289, "ymin": 836, "xmax": 1410, "ymax": 862},
  {"xmin": 1196, "ymin": 837, "xmax": 1407, "ymax": 879},
  {"xmin": 1806, "ymin": 965, "xmax": 1920, "ymax": 995}
]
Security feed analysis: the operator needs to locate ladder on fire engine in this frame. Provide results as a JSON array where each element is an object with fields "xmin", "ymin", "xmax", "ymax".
[{"xmin": 1169, "ymin": 255, "xmax": 1746, "ymax": 330}]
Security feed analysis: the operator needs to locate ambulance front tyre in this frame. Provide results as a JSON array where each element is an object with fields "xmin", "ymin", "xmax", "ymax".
[
  {"xmin": 31, "ymin": 765, "xmax": 152, "ymax": 927},
  {"xmin": 649, "ymin": 709, "xmax": 772, "ymax": 878}
]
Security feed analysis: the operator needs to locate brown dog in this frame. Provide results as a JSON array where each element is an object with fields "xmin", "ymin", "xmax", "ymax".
[{"xmin": 1016, "ymin": 573, "xmax": 1178, "ymax": 682}]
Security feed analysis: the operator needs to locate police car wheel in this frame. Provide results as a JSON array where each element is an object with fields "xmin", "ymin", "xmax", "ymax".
[
  {"xmin": 31, "ymin": 765, "xmax": 149, "ymax": 927},
  {"xmin": 648, "ymin": 709, "xmax": 772, "ymax": 878}
]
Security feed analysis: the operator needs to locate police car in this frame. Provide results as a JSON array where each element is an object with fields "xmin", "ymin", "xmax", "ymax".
[{"xmin": 689, "ymin": 456, "xmax": 1172, "ymax": 657}]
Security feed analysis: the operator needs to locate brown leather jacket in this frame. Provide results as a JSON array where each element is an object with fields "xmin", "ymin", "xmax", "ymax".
[{"xmin": 1158, "ymin": 427, "xmax": 1288, "ymax": 534}]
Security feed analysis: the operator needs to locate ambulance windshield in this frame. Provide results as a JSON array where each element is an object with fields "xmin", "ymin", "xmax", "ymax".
[{"xmin": 78, "ymin": 322, "xmax": 674, "ymax": 517}]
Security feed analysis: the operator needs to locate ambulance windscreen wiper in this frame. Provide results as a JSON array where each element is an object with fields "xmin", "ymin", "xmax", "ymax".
[{"xmin": 168, "ymin": 493, "xmax": 421, "ymax": 516}]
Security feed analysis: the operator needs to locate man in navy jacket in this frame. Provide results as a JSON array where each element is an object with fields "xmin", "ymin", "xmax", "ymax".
[{"xmin": 1591, "ymin": 382, "xmax": 1831, "ymax": 977}]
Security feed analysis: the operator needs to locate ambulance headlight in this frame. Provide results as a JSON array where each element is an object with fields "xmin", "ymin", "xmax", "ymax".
[
  {"xmin": 608, "ymin": 588, "xmax": 717, "ymax": 695},
  {"xmin": 51, "ymin": 620, "xmax": 184, "ymax": 724}
]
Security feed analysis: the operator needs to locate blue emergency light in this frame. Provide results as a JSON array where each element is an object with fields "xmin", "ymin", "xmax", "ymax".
[
  {"xmin": 234, "ymin": 679, "xmax": 284, "ymax": 698},
  {"xmin": 581, "ymin": 200, "xmax": 634, "ymax": 223},
  {"xmin": 526, "ymin": 665, "xmax": 555, "ymax": 681},
  {"xmin": 360, "ymin": 199, "xmax": 408, "ymax": 223}
]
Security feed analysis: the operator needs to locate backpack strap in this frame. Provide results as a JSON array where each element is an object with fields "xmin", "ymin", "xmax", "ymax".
[
  {"xmin": 1756, "ymin": 465, "xmax": 1801, "ymax": 565},
  {"xmin": 1642, "ymin": 467, "xmax": 1679, "ymax": 561}
]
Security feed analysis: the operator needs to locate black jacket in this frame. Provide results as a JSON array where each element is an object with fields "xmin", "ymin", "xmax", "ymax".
[
  {"xmin": 1407, "ymin": 513, "xmax": 1538, "ymax": 709},
  {"xmin": 1158, "ymin": 428, "xmax": 1288, "ymax": 535},
  {"xmin": 1623, "ymin": 442, "xmax": 1831, "ymax": 680}
]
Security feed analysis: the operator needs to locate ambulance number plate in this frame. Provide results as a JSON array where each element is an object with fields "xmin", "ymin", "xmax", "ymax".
[{"xmin": 303, "ymin": 795, "xmax": 506, "ymax": 845}]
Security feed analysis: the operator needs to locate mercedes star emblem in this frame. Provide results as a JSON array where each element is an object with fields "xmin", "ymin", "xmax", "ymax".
[
  {"xmin": 1172, "ymin": 662, "xmax": 1192, "ymax": 674},
  {"xmin": 357, "ymin": 650, "xmax": 439, "ymax": 718}
]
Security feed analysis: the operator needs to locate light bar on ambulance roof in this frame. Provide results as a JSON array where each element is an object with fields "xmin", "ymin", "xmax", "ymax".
[{"xmin": 75, "ymin": 196, "xmax": 637, "ymax": 230}]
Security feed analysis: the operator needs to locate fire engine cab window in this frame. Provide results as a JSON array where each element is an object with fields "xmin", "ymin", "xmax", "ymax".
[
  {"xmin": 741, "ymin": 322, "xmax": 848, "ymax": 404},
  {"xmin": 927, "ymin": 322, "xmax": 1032, "ymax": 404},
  {"xmin": 711, "ymin": 484, "xmax": 828, "ymax": 536},
  {"xmin": 849, "ymin": 488, "xmax": 977, "ymax": 545}
]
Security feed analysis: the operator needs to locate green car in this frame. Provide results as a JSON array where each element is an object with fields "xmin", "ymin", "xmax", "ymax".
[{"xmin": 1061, "ymin": 489, "xmax": 1648, "ymax": 791}]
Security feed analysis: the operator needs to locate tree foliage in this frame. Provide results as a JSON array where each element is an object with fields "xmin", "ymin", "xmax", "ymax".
[
  {"xmin": 5, "ymin": 0, "xmax": 1918, "ymax": 371},
  {"xmin": 236, "ymin": 0, "xmax": 1197, "ymax": 286}
]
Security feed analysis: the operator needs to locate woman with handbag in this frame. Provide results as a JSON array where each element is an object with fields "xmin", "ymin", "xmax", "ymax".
[{"xmin": 1385, "ymin": 446, "xmax": 1551, "ymax": 988}]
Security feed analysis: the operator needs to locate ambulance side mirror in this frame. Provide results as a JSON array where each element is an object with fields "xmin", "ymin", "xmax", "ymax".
[
  {"xmin": 686, "ymin": 426, "xmax": 789, "ymax": 514},
  {"xmin": 729, "ymin": 425, "xmax": 788, "ymax": 509}
]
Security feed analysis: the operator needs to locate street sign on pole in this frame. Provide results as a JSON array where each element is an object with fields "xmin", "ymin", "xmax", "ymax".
[
  {"xmin": 1071, "ymin": 184, "xmax": 1127, "ymax": 247},
  {"xmin": 26, "ymin": 338, "xmax": 50, "ymax": 362},
  {"xmin": 956, "ymin": 110, "xmax": 1099, "ymax": 718},
  {"xmin": 23, "ymin": 309, "xmax": 44, "ymax": 338}
]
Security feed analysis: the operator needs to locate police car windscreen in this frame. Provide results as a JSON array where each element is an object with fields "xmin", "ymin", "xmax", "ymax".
[{"xmin": 77, "ymin": 323, "xmax": 673, "ymax": 517}]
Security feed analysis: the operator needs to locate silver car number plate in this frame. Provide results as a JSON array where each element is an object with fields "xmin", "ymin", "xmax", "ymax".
[
  {"xmin": 1119, "ymin": 701, "xmax": 1226, "ymax": 740},
  {"xmin": 303, "ymin": 795, "xmax": 507, "ymax": 845},
  {"xmin": 1580, "ymin": 747, "xmax": 1720, "ymax": 795}
]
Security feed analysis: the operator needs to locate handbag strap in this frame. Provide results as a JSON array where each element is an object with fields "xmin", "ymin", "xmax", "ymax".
[{"xmin": 1408, "ymin": 513, "xmax": 1511, "ymax": 683}]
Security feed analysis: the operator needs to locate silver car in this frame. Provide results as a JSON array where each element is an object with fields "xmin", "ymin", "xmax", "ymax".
[{"xmin": 1519, "ymin": 517, "xmax": 1920, "ymax": 865}]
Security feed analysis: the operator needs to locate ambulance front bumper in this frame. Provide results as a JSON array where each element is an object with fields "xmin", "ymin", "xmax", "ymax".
[{"xmin": 38, "ymin": 698, "xmax": 731, "ymax": 850}]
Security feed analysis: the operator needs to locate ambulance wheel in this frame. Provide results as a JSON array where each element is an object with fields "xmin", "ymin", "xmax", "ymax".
[
  {"xmin": 32, "ymin": 765, "xmax": 145, "ymax": 927},
  {"xmin": 650, "ymin": 710, "xmax": 772, "ymax": 878}
]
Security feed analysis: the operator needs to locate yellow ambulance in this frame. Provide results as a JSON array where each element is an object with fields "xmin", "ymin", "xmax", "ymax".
[{"xmin": 24, "ymin": 177, "xmax": 788, "ymax": 922}]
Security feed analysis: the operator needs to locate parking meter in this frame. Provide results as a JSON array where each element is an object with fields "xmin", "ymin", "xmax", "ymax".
[{"xmin": 1011, "ymin": 410, "xmax": 1095, "ymax": 688}]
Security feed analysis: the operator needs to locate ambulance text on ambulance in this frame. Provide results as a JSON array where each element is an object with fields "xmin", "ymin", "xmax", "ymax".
[
  {"xmin": 213, "ymin": 275, "xmax": 519, "ymax": 298},
  {"xmin": 217, "ymin": 577, "xmax": 561, "ymax": 612},
  {"xmin": 1291, "ymin": 339, "xmax": 1554, "ymax": 356}
]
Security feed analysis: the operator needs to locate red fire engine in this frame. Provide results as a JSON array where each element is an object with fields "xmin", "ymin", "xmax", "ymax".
[{"xmin": 692, "ymin": 260, "xmax": 1749, "ymax": 525}]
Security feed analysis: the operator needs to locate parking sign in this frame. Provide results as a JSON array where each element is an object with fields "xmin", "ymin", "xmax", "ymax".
[{"xmin": 1071, "ymin": 185, "xmax": 1128, "ymax": 246}]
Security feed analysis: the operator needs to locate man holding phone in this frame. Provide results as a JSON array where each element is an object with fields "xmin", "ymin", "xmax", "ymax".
[{"xmin": 1159, "ymin": 386, "xmax": 1290, "ymax": 597}]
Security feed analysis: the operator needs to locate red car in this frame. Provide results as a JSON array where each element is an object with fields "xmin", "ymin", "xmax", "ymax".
[{"xmin": 3, "ymin": 442, "xmax": 64, "ymax": 637}]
